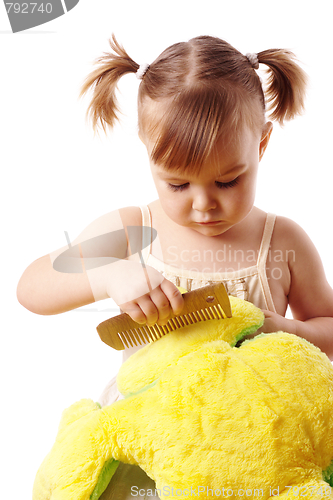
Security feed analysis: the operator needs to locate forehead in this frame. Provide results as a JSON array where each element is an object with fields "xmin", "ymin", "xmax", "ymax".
[
  {"xmin": 138, "ymin": 94, "xmax": 264, "ymax": 174},
  {"xmin": 152, "ymin": 126, "xmax": 260, "ymax": 180}
]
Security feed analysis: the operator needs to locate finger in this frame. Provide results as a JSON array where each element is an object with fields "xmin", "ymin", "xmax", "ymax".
[
  {"xmin": 135, "ymin": 295, "xmax": 160, "ymax": 326},
  {"xmin": 120, "ymin": 301, "xmax": 147, "ymax": 325},
  {"xmin": 149, "ymin": 286, "xmax": 173, "ymax": 325},
  {"xmin": 261, "ymin": 310, "xmax": 279, "ymax": 320},
  {"xmin": 160, "ymin": 279, "xmax": 185, "ymax": 316},
  {"xmin": 261, "ymin": 309, "xmax": 271, "ymax": 317}
]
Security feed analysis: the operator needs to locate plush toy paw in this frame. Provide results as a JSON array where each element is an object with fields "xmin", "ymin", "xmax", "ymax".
[{"xmin": 32, "ymin": 399, "xmax": 120, "ymax": 500}]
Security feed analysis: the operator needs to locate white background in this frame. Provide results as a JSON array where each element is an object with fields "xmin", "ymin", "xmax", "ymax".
[{"xmin": 1, "ymin": 0, "xmax": 332, "ymax": 497}]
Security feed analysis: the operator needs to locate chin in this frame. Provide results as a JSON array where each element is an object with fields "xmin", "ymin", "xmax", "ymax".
[{"xmin": 194, "ymin": 225, "xmax": 231, "ymax": 237}]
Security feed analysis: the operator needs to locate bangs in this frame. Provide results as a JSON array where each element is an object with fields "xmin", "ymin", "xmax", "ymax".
[{"xmin": 142, "ymin": 86, "xmax": 263, "ymax": 174}]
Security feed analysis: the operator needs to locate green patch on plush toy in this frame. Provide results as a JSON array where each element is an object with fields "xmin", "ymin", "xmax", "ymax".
[{"xmin": 33, "ymin": 296, "xmax": 333, "ymax": 500}]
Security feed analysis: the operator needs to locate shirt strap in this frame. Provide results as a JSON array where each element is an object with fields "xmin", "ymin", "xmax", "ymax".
[
  {"xmin": 139, "ymin": 205, "xmax": 152, "ymax": 265},
  {"xmin": 257, "ymin": 213, "xmax": 277, "ymax": 312}
]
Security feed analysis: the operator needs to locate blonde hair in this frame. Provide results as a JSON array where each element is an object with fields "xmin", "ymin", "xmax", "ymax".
[{"xmin": 81, "ymin": 34, "xmax": 307, "ymax": 172}]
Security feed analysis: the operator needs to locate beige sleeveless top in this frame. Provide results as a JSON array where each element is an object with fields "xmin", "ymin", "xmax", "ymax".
[{"xmin": 140, "ymin": 205, "xmax": 277, "ymax": 311}]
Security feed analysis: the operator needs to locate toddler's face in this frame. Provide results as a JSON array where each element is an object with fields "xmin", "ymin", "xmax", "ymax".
[{"xmin": 147, "ymin": 124, "xmax": 272, "ymax": 237}]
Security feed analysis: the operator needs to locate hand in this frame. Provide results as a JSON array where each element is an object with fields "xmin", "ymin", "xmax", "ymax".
[
  {"xmin": 257, "ymin": 310, "xmax": 297, "ymax": 335},
  {"xmin": 119, "ymin": 278, "xmax": 184, "ymax": 326},
  {"xmin": 242, "ymin": 310, "xmax": 297, "ymax": 341},
  {"xmin": 104, "ymin": 260, "xmax": 184, "ymax": 326}
]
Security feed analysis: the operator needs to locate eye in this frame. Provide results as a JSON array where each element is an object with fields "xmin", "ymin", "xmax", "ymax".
[
  {"xmin": 167, "ymin": 183, "xmax": 189, "ymax": 192},
  {"xmin": 215, "ymin": 178, "xmax": 239, "ymax": 189}
]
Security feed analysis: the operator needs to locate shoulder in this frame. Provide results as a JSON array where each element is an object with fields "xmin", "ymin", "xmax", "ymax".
[
  {"xmin": 273, "ymin": 215, "xmax": 306, "ymax": 237},
  {"xmin": 70, "ymin": 206, "xmax": 145, "ymax": 260},
  {"xmin": 118, "ymin": 206, "xmax": 142, "ymax": 227},
  {"xmin": 272, "ymin": 215, "xmax": 316, "ymax": 253},
  {"xmin": 272, "ymin": 215, "xmax": 325, "ymax": 276},
  {"xmin": 274, "ymin": 215, "xmax": 311, "ymax": 246},
  {"xmin": 70, "ymin": 207, "xmax": 144, "ymax": 255},
  {"xmin": 74, "ymin": 206, "xmax": 142, "ymax": 238},
  {"xmin": 272, "ymin": 216, "xmax": 333, "ymax": 321}
]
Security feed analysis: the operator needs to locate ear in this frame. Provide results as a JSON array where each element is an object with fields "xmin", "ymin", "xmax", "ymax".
[{"xmin": 259, "ymin": 122, "xmax": 273, "ymax": 161}]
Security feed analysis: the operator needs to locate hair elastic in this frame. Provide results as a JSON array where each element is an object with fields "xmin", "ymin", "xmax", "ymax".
[
  {"xmin": 136, "ymin": 63, "xmax": 150, "ymax": 80},
  {"xmin": 245, "ymin": 53, "xmax": 259, "ymax": 70}
]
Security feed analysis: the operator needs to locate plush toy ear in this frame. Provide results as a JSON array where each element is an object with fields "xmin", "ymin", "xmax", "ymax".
[{"xmin": 117, "ymin": 296, "xmax": 264, "ymax": 396}]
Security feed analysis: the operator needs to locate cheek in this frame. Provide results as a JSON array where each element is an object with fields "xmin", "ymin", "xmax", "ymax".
[
  {"xmin": 223, "ymin": 177, "xmax": 257, "ymax": 216},
  {"xmin": 163, "ymin": 196, "xmax": 189, "ymax": 221},
  {"xmin": 239, "ymin": 171, "xmax": 258, "ymax": 204},
  {"xmin": 156, "ymin": 185, "xmax": 189, "ymax": 221}
]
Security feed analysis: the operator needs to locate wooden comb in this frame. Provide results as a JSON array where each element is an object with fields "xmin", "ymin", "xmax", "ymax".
[{"xmin": 96, "ymin": 282, "xmax": 232, "ymax": 350}]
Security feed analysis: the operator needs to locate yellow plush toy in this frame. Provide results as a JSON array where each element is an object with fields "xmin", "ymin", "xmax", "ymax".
[{"xmin": 33, "ymin": 296, "xmax": 333, "ymax": 500}]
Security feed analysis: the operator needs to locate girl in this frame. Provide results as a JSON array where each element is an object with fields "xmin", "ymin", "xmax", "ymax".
[
  {"xmin": 18, "ymin": 34, "xmax": 333, "ymax": 499},
  {"xmin": 17, "ymin": 34, "xmax": 333, "ymax": 358}
]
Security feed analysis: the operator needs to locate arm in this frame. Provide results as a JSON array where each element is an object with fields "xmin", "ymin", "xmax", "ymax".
[
  {"xmin": 17, "ymin": 208, "xmax": 128, "ymax": 315},
  {"xmin": 260, "ymin": 218, "xmax": 333, "ymax": 359},
  {"xmin": 17, "ymin": 207, "xmax": 184, "ymax": 324},
  {"xmin": 16, "ymin": 252, "xmax": 96, "ymax": 315},
  {"xmin": 262, "ymin": 313, "xmax": 333, "ymax": 358}
]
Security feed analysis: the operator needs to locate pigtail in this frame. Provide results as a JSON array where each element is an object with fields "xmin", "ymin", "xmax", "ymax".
[
  {"xmin": 257, "ymin": 49, "xmax": 307, "ymax": 125},
  {"xmin": 80, "ymin": 34, "xmax": 139, "ymax": 133}
]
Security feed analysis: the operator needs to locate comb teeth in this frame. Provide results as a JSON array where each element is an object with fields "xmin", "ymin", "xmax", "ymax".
[{"xmin": 114, "ymin": 304, "xmax": 225, "ymax": 348}]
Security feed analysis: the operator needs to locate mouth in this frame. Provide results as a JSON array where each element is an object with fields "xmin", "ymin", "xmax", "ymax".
[{"xmin": 196, "ymin": 220, "xmax": 223, "ymax": 226}]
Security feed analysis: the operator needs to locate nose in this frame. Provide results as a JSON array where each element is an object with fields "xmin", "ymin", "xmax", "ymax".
[{"xmin": 192, "ymin": 189, "xmax": 217, "ymax": 212}]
